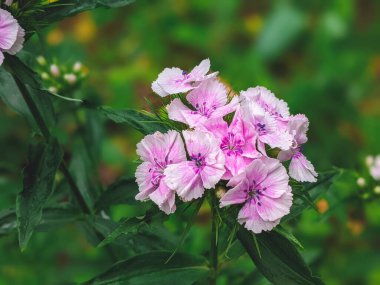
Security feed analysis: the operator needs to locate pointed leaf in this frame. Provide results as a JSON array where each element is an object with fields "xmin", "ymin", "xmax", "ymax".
[
  {"xmin": 16, "ymin": 138, "xmax": 63, "ymax": 250},
  {"xmin": 82, "ymin": 251, "xmax": 209, "ymax": 285}
]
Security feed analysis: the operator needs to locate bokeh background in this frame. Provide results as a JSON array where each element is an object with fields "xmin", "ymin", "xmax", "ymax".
[{"xmin": 1, "ymin": 0, "xmax": 380, "ymax": 284}]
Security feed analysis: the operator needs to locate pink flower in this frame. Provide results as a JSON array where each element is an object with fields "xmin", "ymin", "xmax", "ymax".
[
  {"xmin": 167, "ymin": 79, "xmax": 239, "ymax": 128},
  {"xmin": 135, "ymin": 130, "xmax": 187, "ymax": 214},
  {"xmin": 220, "ymin": 157, "xmax": 292, "ymax": 234},
  {"xmin": 152, "ymin": 58, "xmax": 218, "ymax": 97},
  {"xmin": 240, "ymin": 86, "xmax": 290, "ymax": 119},
  {"xmin": 278, "ymin": 114, "xmax": 317, "ymax": 182},
  {"xmin": 165, "ymin": 130, "xmax": 225, "ymax": 202},
  {"xmin": 0, "ymin": 9, "xmax": 25, "ymax": 65},
  {"xmin": 201, "ymin": 110, "xmax": 261, "ymax": 180},
  {"xmin": 240, "ymin": 99, "xmax": 293, "ymax": 153},
  {"xmin": 5, "ymin": 0, "xmax": 13, "ymax": 6}
]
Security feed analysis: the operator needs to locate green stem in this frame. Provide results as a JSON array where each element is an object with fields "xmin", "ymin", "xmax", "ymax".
[
  {"xmin": 209, "ymin": 193, "xmax": 218, "ymax": 285},
  {"xmin": 13, "ymin": 76, "xmax": 91, "ymax": 214}
]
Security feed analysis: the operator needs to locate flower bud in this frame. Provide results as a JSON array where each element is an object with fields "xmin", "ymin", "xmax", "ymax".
[
  {"xmin": 73, "ymin": 61, "xmax": 82, "ymax": 72},
  {"xmin": 64, "ymin": 73, "xmax": 77, "ymax": 85},
  {"xmin": 36, "ymin": 56, "xmax": 46, "ymax": 66},
  {"xmin": 366, "ymin": 155, "xmax": 374, "ymax": 167},
  {"xmin": 356, "ymin": 177, "xmax": 366, "ymax": 188},
  {"xmin": 374, "ymin": 186, "xmax": 380, "ymax": 195},
  {"xmin": 215, "ymin": 185, "xmax": 226, "ymax": 199},
  {"xmin": 5, "ymin": 0, "xmax": 13, "ymax": 6},
  {"xmin": 50, "ymin": 64, "xmax": 60, "ymax": 77},
  {"xmin": 41, "ymin": 72, "xmax": 49, "ymax": 80},
  {"xmin": 48, "ymin": 86, "xmax": 58, "ymax": 94}
]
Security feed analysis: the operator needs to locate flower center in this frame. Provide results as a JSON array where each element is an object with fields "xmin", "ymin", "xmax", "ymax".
[
  {"xmin": 244, "ymin": 180, "xmax": 266, "ymax": 206},
  {"xmin": 149, "ymin": 157, "xmax": 172, "ymax": 186},
  {"xmin": 255, "ymin": 122, "xmax": 267, "ymax": 135},
  {"xmin": 220, "ymin": 132, "xmax": 244, "ymax": 156},
  {"xmin": 190, "ymin": 153, "xmax": 206, "ymax": 173},
  {"xmin": 191, "ymin": 102, "xmax": 217, "ymax": 118}
]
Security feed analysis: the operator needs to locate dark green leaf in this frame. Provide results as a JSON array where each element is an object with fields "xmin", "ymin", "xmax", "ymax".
[
  {"xmin": 236, "ymin": 229, "xmax": 324, "ymax": 285},
  {"xmin": 38, "ymin": 0, "xmax": 136, "ymax": 23},
  {"xmin": 16, "ymin": 138, "xmax": 63, "ymax": 250},
  {"xmin": 82, "ymin": 251, "xmax": 209, "ymax": 285},
  {"xmin": 95, "ymin": 177, "xmax": 138, "ymax": 212},
  {"xmin": 100, "ymin": 106, "xmax": 169, "ymax": 135}
]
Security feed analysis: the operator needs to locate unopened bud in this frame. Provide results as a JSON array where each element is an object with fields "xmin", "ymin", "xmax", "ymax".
[
  {"xmin": 48, "ymin": 86, "xmax": 58, "ymax": 94},
  {"xmin": 36, "ymin": 56, "xmax": 47, "ymax": 66},
  {"xmin": 64, "ymin": 73, "xmax": 77, "ymax": 84},
  {"xmin": 357, "ymin": 177, "xmax": 366, "ymax": 188},
  {"xmin": 5, "ymin": 0, "xmax": 13, "ymax": 6},
  {"xmin": 41, "ymin": 72, "xmax": 49, "ymax": 80},
  {"xmin": 50, "ymin": 64, "xmax": 60, "ymax": 77},
  {"xmin": 215, "ymin": 185, "xmax": 227, "ymax": 199},
  {"xmin": 374, "ymin": 186, "xmax": 380, "ymax": 195},
  {"xmin": 366, "ymin": 156, "xmax": 374, "ymax": 167},
  {"xmin": 73, "ymin": 61, "xmax": 82, "ymax": 72}
]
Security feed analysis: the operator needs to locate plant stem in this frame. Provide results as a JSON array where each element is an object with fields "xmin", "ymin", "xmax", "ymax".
[
  {"xmin": 209, "ymin": 193, "xmax": 218, "ymax": 285},
  {"xmin": 13, "ymin": 76, "xmax": 91, "ymax": 214}
]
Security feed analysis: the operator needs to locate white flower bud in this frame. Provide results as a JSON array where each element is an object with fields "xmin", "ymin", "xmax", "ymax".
[
  {"xmin": 356, "ymin": 177, "xmax": 366, "ymax": 188},
  {"xmin": 366, "ymin": 155, "xmax": 374, "ymax": 167},
  {"xmin": 374, "ymin": 186, "xmax": 380, "ymax": 195},
  {"xmin": 36, "ymin": 56, "xmax": 47, "ymax": 66},
  {"xmin": 73, "ymin": 61, "xmax": 82, "ymax": 72},
  {"xmin": 64, "ymin": 73, "xmax": 77, "ymax": 85},
  {"xmin": 50, "ymin": 64, "xmax": 60, "ymax": 77},
  {"xmin": 48, "ymin": 86, "xmax": 58, "ymax": 94},
  {"xmin": 5, "ymin": 0, "xmax": 13, "ymax": 6}
]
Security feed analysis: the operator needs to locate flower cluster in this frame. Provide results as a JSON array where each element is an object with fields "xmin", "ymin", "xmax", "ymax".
[
  {"xmin": 135, "ymin": 59, "xmax": 317, "ymax": 233},
  {"xmin": 0, "ymin": 7, "xmax": 25, "ymax": 65}
]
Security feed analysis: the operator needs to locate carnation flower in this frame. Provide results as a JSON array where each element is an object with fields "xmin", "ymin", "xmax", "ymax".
[
  {"xmin": 167, "ymin": 79, "xmax": 238, "ymax": 128},
  {"xmin": 151, "ymin": 58, "xmax": 218, "ymax": 97},
  {"xmin": 0, "ymin": 9, "xmax": 25, "ymax": 65},
  {"xmin": 277, "ymin": 114, "xmax": 318, "ymax": 182},
  {"xmin": 201, "ymin": 110, "xmax": 261, "ymax": 180},
  {"xmin": 135, "ymin": 130, "xmax": 187, "ymax": 214},
  {"xmin": 220, "ymin": 157, "xmax": 292, "ymax": 233},
  {"xmin": 165, "ymin": 130, "xmax": 225, "ymax": 202}
]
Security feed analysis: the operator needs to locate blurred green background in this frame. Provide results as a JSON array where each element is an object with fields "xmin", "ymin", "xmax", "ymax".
[{"xmin": 1, "ymin": 0, "xmax": 380, "ymax": 284}]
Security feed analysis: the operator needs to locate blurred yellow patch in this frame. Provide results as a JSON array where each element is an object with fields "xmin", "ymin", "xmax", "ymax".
[
  {"xmin": 244, "ymin": 14, "xmax": 263, "ymax": 36},
  {"xmin": 346, "ymin": 219, "xmax": 364, "ymax": 236},
  {"xmin": 73, "ymin": 13, "xmax": 97, "ymax": 43},
  {"xmin": 47, "ymin": 29, "xmax": 64, "ymax": 45},
  {"xmin": 316, "ymin": 199, "xmax": 329, "ymax": 214}
]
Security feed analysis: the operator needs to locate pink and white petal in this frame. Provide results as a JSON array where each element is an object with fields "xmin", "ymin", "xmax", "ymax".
[
  {"xmin": 257, "ymin": 190, "xmax": 293, "ymax": 222},
  {"xmin": 259, "ymin": 157, "xmax": 289, "ymax": 198},
  {"xmin": 200, "ymin": 118, "xmax": 228, "ymax": 140},
  {"xmin": 189, "ymin": 58, "xmax": 210, "ymax": 79},
  {"xmin": 164, "ymin": 162, "xmax": 205, "ymax": 202},
  {"xmin": 163, "ymin": 130, "xmax": 187, "ymax": 164},
  {"xmin": 152, "ymin": 80, "xmax": 169, "ymax": 97},
  {"xmin": 237, "ymin": 200, "xmax": 280, "ymax": 234},
  {"xmin": 0, "ymin": 51, "xmax": 4, "ymax": 66},
  {"xmin": 183, "ymin": 130, "xmax": 213, "ymax": 159},
  {"xmin": 135, "ymin": 162, "xmax": 156, "ymax": 201},
  {"xmin": 288, "ymin": 114, "xmax": 309, "ymax": 145},
  {"xmin": 152, "ymin": 67, "xmax": 193, "ymax": 96},
  {"xmin": 187, "ymin": 79, "xmax": 228, "ymax": 110},
  {"xmin": 7, "ymin": 25, "xmax": 24, "ymax": 55},
  {"xmin": 289, "ymin": 153, "xmax": 318, "ymax": 182},
  {"xmin": 149, "ymin": 182, "xmax": 176, "ymax": 214},
  {"xmin": 277, "ymin": 149, "xmax": 293, "ymax": 162},
  {"xmin": 220, "ymin": 178, "xmax": 250, "ymax": 207},
  {"xmin": 227, "ymin": 170, "xmax": 247, "ymax": 188},
  {"xmin": 200, "ymin": 164, "xmax": 225, "ymax": 189},
  {"xmin": 167, "ymin": 98, "xmax": 206, "ymax": 127},
  {"xmin": 225, "ymin": 154, "xmax": 250, "ymax": 178},
  {"xmin": 245, "ymin": 159, "xmax": 269, "ymax": 186},
  {"xmin": 260, "ymin": 130, "xmax": 293, "ymax": 150},
  {"xmin": 211, "ymin": 96, "xmax": 239, "ymax": 118},
  {"xmin": 0, "ymin": 10, "xmax": 18, "ymax": 50}
]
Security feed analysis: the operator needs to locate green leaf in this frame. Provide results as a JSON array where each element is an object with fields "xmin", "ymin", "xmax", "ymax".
[
  {"xmin": 274, "ymin": 226, "xmax": 304, "ymax": 250},
  {"xmin": 16, "ymin": 138, "xmax": 63, "ymax": 250},
  {"xmin": 100, "ymin": 106, "xmax": 169, "ymax": 135},
  {"xmin": 82, "ymin": 251, "xmax": 209, "ymax": 285},
  {"xmin": 0, "ymin": 60, "xmax": 56, "ymax": 132},
  {"xmin": 94, "ymin": 177, "xmax": 138, "ymax": 212},
  {"xmin": 237, "ymin": 229, "xmax": 324, "ymax": 285},
  {"xmin": 38, "ymin": 0, "xmax": 136, "ymax": 24},
  {"xmin": 284, "ymin": 169, "xmax": 340, "ymax": 222}
]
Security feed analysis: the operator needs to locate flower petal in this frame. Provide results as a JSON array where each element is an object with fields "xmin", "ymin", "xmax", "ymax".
[
  {"xmin": 149, "ymin": 181, "xmax": 176, "ymax": 214},
  {"xmin": 256, "ymin": 188, "xmax": 293, "ymax": 222},
  {"xmin": 0, "ymin": 9, "xmax": 18, "ymax": 50},
  {"xmin": 135, "ymin": 162, "xmax": 156, "ymax": 201},
  {"xmin": 220, "ymin": 177, "xmax": 249, "ymax": 207},
  {"xmin": 289, "ymin": 153, "xmax": 317, "ymax": 182}
]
